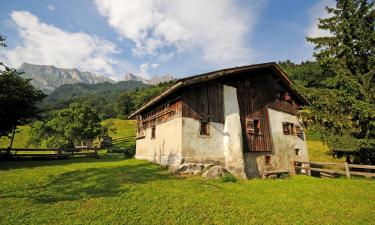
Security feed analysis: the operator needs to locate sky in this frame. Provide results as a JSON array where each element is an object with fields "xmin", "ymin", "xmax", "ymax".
[{"xmin": 0, "ymin": 0, "xmax": 335, "ymax": 81}]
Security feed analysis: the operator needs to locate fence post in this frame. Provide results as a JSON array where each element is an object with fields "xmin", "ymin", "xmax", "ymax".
[
  {"xmin": 290, "ymin": 159, "xmax": 296, "ymax": 175},
  {"xmin": 345, "ymin": 162, "xmax": 351, "ymax": 178}
]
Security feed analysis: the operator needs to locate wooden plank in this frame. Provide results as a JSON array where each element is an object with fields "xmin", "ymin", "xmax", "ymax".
[
  {"xmin": 349, "ymin": 171, "xmax": 375, "ymax": 177},
  {"xmin": 348, "ymin": 164, "xmax": 375, "ymax": 170},
  {"xmin": 345, "ymin": 162, "xmax": 351, "ymax": 178},
  {"xmin": 263, "ymin": 170, "xmax": 289, "ymax": 175},
  {"xmin": 294, "ymin": 161, "xmax": 345, "ymax": 167},
  {"xmin": 9, "ymin": 154, "xmax": 67, "ymax": 157},
  {"xmin": 295, "ymin": 166, "xmax": 347, "ymax": 175}
]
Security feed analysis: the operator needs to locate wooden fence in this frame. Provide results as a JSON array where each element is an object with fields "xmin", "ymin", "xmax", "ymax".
[
  {"xmin": 291, "ymin": 160, "xmax": 375, "ymax": 178},
  {"xmin": 0, "ymin": 147, "xmax": 100, "ymax": 159}
]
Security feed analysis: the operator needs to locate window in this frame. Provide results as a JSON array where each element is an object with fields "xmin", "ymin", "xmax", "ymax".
[
  {"xmin": 246, "ymin": 118, "xmax": 260, "ymax": 135},
  {"xmin": 284, "ymin": 92, "xmax": 292, "ymax": 102},
  {"xmin": 295, "ymin": 126, "xmax": 303, "ymax": 138},
  {"xmin": 276, "ymin": 90, "xmax": 292, "ymax": 103},
  {"xmin": 137, "ymin": 127, "xmax": 145, "ymax": 138},
  {"xmin": 151, "ymin": 126, "xmax": 156, "ymax": 139},
  {"xmin": 265, "ymin": 155, "xmax": 271, "ymax": 165},
  {"xmin": 295, "ymin": 148, "xmax": 301, "ymax": 156},
  {"xmin": 200, "ymin": 121, "xmax": 210, "ymax": 136},
  {"xmin": 282, "ymin": 122, "xmax": 294, "ymax": 135}
]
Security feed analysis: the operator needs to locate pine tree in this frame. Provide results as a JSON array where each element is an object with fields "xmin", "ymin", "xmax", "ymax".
[{"xmin": 306, "ymin": 0, "xmax": 375, "ymax": 164}]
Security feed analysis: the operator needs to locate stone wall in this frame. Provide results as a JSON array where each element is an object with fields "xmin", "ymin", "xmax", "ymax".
[
  {"xmin": 135, "ymin": 117, "xmax": 183, "ymax": 168},
  {"xmin": 181, "ymin": 117, "xmax": 225, "ymax": 164}
]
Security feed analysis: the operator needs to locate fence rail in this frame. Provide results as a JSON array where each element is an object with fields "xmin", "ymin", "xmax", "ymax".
[
  {"xmin": 0, "ymin": 147, "xmax": 100, "ymax": 159},
  {"xmin": 291, "ymin": 160, "xmax": 375, "ymax": 178}
]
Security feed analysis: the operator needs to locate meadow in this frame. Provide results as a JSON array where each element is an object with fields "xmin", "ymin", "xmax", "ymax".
[
  {"xmin": 0, "ymin": 156, "xmax": 374, "ymax": 225},
  {"xmin": 3, "ymin": 119, "xmax": 370, "ymax": 225}
]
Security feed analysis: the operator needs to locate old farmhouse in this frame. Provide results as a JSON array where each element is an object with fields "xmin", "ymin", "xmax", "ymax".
[{"xmin": 130, "ymin": 62, "xmax": 309, "ymax": 178}]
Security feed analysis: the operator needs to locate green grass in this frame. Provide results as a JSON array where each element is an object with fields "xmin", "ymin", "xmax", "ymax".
[
  {"xmin": 104, "ymin": 118, "xmax": 136, "ymax": 149},
  {"xmin": 0, "ymin": 126, "xmax": 33, "ymax": 148},
  {"xmin": 0, "ymin": 155, "xmax": 374, "ymax": 225}
]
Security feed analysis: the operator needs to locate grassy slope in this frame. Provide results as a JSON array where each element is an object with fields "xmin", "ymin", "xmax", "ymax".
[
  {"xmin": 0, "ymin": 156, "xmax": 374, "ymax": 225},
  {"xmin": 0, "ymin": 119, "xmax": 343, "ymax": 162}
]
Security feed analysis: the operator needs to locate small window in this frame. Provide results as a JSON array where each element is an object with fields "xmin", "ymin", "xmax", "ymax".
[
  {"xmin": 200, "ymin": 121, "xmax": 210, "ymax": 136},
  {"xmin": 265, "ymin": 155, "xmax": 271, "ymax": 165},
  {"xmin": 295, "ymin": 126, "xmax": 303, "ymax": 138},
  {"xmin": 151, "ymin": 126, "xmax": 156, "ymax": 139},
  {"xmin": 282, "ymin": 122, "xmax": 294, "ymax": 135},
  {"xmin": 246, "ymin": 118, "xmax": 260, "ymax": 135},
  {"xmin": 295, "ymin": 148, "xmax": 301, "ymax": 156},
  {"xmin": 284, "ymin": 92, "xmax": 292, "ymax": 102}
]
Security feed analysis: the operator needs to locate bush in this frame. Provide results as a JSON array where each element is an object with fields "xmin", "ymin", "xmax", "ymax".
[{"xmin": 220, "ymin": 173, "xmax": 237, "ymax": 183}]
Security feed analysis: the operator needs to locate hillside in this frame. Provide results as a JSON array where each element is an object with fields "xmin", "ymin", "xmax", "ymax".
[
  {"xmin": 40, "ymin": 81, "xmax": 149, "ymax": 118},
  {"xmin": 18, "ymin": 63, "xmax": 114, "ymax": 92}
]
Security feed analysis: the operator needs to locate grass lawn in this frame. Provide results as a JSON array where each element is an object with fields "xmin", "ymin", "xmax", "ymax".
[{"xmin": 0, "ymin": 155, "xmax": 374, "ymax": 225}]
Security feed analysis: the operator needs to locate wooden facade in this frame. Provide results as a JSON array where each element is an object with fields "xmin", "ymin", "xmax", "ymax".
[{"xmin": 182, "ymin": 83, "xmax": 224, "ymax": 123}]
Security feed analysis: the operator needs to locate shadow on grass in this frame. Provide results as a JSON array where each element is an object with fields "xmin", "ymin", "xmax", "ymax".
[
  {"xmin": 0, "ymin": 153, "xmax": 124, "ymax": 171},
  {"xmin": 0, "ymin": 161, "xmax": 178, "ymax": 204}
]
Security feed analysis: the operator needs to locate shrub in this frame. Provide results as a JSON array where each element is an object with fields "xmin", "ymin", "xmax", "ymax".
[{"xmin": 220, "ymin": 173, "xmax": 237, "ymax": 183}]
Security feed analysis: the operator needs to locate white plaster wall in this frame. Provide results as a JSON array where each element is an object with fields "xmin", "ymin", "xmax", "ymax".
[
  {"xmin": 223, "ymin": 85, "xmax": 246, "ymax": 178},
  {"xmin": 181, "ymin": 117, "xmax": 225, "ymax": 164},
  {"xmin": 244, "ymin": 108, "xmax": 309, "ymax": 178},
  {"xmin": 135, "ymin": 117, "xmax": 183, "ymax": 167}
]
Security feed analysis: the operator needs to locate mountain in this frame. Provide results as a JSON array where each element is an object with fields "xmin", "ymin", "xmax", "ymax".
[
  {"xmin": 123, "ymin": 73, "xmax": 175, "ymax": 85},
  {"xmin": 123, "ymin": 73, "xmax": 149, "ymax": 84},
  {"xmin": 18, "ymin": 63, "xmax": 114, "ymax": 92}
]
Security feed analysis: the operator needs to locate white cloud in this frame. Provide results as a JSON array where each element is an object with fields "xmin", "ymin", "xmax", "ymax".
[
  {"xmin": 1, "ymin": 11, "xmax": 119, "ymax": 75},
  {"xmin": 47, "ymin": 5, "xmax": 55, "ymax": 11},
  {"xmin": 307, "ymin": 0, "xmax": 335, "ymax": 38},
  {"xmin": 151, "ymin": 63, "xmax": 160, "ymax": 68},
  {"xmin": 95, "ymin": 0, "xmax": 263, "ymax": 66}
]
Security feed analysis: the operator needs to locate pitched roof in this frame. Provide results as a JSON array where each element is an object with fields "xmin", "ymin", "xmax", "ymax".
[{"xmin": 129, "ymin": 62, "xmax": 308, "ymax": 118}]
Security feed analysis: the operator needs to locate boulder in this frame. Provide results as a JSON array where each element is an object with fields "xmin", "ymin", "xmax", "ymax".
[
  {"xmin": 202, "ymin": 165, "xmax": 229, "ymax": 178},
  {"xmin": 176, "ymin": 163, "xmax": 215, "ymax": 175},
  {"xmin": 176, "ymin": 163, "xmax": 204, "ymax": 175}
]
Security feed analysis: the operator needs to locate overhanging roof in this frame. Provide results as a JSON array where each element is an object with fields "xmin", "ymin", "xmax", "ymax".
[{"xmin": 129, "ymin": 62, "xmax": 309, "ymax": 118}]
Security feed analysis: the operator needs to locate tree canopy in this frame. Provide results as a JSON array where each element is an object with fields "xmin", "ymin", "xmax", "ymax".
[
  {"xmin": 304, "ymin": 0, "xmax": 375, "ymax": 164},
  {"xmin": 0, "ymin": 36, "xmax": 46, "ymax": 139},
  {"xmin": 30, "ymin": 103, "xmax": 103, "ymax": 148}
]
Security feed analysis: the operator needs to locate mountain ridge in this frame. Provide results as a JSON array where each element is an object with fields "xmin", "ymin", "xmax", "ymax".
[
  {"xmin": 18, "ymin": 63, "xmax": 114, "ymax": 92},
  {"xmin": 123, "ymin": 72, "xmax": 175, "ymax": 85}
]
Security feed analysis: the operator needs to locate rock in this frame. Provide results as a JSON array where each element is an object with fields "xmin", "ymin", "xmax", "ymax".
[
  {"xmin": 202, "ymin": 165, "xmax": 229, "ymax": 178},
  {"xmin": 176, "ymin": 163, "xmax": 204, "ymax": 175}
]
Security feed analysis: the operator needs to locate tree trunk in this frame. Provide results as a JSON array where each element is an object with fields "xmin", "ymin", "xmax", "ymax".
[{"xmin": 7, "ymin": 125, "xmax": 16, "ymax": 156}]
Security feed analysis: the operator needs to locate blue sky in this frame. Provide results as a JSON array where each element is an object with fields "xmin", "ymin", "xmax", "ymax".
[{"xmin": 0, "ymin": 0, "xmax": 334, "ymax": 80}]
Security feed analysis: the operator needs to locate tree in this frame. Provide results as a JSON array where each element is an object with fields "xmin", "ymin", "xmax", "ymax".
[
  {"xmin": 306, "ymin": 0, "xmax": 375, "ymax": 164},
  {"xmin": 0, "ymin": 36, "xmax": 46, "ymax": 147},
  {"xmin": 30, "ymin": 103, "xmax": 102, "ymax": 148},
  {"xmin": 116, "ymin": 92, "xmax": 134, "ymax": 117}
]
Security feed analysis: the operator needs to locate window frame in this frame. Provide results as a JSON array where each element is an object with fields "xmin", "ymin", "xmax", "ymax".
[
  {"xmin": 151, "ymin": 126, "xmax": 156, "ymax": 139},
  {"xmin": 200, "ymin": 120, "xmax": 210, "ymax": 136}
]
